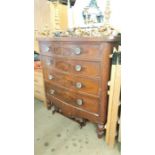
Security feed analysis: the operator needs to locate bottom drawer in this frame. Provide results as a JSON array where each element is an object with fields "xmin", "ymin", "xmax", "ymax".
[
  {"xmin": 45, "ymin": 82, "xmax": 99, "ymax": 114},
  {"xmin": 47, "ymin": 93, "xmax": 99, "ymax": 124}
]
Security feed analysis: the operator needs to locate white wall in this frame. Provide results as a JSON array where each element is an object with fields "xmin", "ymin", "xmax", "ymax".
[{"xmin": 110, "ymin": 0, "xmax": 121, "ymax": 31}]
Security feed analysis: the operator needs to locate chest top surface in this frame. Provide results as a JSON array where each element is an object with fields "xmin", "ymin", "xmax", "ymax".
[{"xmin": 38, "ymin": 36, "xmax": 121, "ymax": 42}]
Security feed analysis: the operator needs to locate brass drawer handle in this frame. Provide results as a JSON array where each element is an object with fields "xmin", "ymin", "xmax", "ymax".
[
  {"xmin": 75, "ymin": 65, "xmax": 82, "ymax": 71},
  {"xmin": 75, "ymin": 82, "xmax": 82, "ymax": 89},
  {"xmin": 76, "ymin": 99, "xmax": 83, "ymax": 106},
  {"xmin": 74, "ymin": 48, "xmax": 81, "ymax": 55},
  {"xmin": 50, "ymin": 89, "xmax": 55, "ymax": 95},
  {"xmin": 45, "ymin": 47, "xmax": 50, "ymax": 52},
  {"xmin": 48, "ymin": 75, "xmax": 54, "ymax": 80}
]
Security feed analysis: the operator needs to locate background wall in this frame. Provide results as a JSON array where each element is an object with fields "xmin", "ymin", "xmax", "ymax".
[
  {"xmin": 34, "ymin": 0, "xmax": 51, "ymax": 52},
  {"xmin": 34, "ymin": 0, "xmax": 51, "ymax": 32},
  {"xmin": 34, "ymin": 0, "xmax": 68, "ymax": 32},
  {"xmin": 110, "ymin": 0, "xmax": 121, "ymax": 31},
  {"xmin": 34, "ymin": 0, "xmax": 121, "ymax": 32},
  {"xmin": 34, "ymin": 0, "xmax": 68, "ymax": 52},
  {"xmin": 49, "ymin": 3, "xmax": 68, "ymax": 32}
]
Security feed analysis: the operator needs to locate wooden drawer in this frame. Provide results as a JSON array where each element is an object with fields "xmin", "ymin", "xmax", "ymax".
[
  {"xmin": 38, "ymin": 41, "xmax": 61, "ymax": 56},
  {"xmin": 39, "ymin": 41, "xmax": 102, "ymax": 60},
  {"xmin": 44, "ymin": 70, "xmax": 100, "ymax": 96},
  {"xmin": 38, "ymin": 41, "xmax": 54, "ymax": 56},
  {"xmin": 45, "ymin": 82, "xmax": 99, "ymax": 114},
  {"xmin": 47, "ymin": 94, "xmax": 99, "ymax": 123},
  {"xmin": 41, "ymin": 56, "xmax": 101, "ymax": 77},
  {"xmin": 38, "ymin": 36, "xmax": 121, "ymax": 138},
  {"xmin": 53, "ymin": 42, "xmax": 102, "ymax": 60}
]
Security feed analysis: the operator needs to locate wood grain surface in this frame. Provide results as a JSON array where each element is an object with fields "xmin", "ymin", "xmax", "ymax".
[{"xmin": 39, "ymin": 37, "xmax": 121, "ymax": 138}]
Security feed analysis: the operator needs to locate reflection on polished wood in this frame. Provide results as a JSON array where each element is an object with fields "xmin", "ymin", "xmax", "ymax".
[{"xmin": 39, "ymin": 36, "xmax": 121, "ymax": 138}]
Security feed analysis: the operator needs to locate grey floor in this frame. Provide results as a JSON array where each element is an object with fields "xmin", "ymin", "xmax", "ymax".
[{"xmin": 34, "ymin": 98, "xmax": 120, "ymax": 155}]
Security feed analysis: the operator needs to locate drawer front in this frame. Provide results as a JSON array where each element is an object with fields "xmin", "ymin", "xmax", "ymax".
[
  {"xmin": 41, "ymin": 56, "xmax": 54, "ymax": 67},
  {"xmin": 44, "ymin": 70, "xmax": 100, "ymax": 96},
  {"xmin": 55, "ymin": 58, "xmax": 100, "ymax": 77},
  {"xmin": 39, "ymin": 41, "xmax": 62, "ymax": 56},
  {"xmin": 39, "ymin": 41, "xmax": 102, "ymax": 59},
  {"xmin": 41, "ymin": 56, "xmax": 101, "ymax": 77},
  {"xmin": 53, "ymin": 42, "xmax": 102, "ymax": 59},
  {"xmin": 45, "ymin": 83, "xmax": 99, "ymax": 114},
  {"xmin": 47, "ymin": 94, "xmax": 99, "ymax": 123}
]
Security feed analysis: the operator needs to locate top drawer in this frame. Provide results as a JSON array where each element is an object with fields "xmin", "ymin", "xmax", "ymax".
[
  {"xmin": 38, "ymin": 41, "xmax": 58, "ymax": 56},
  {"xmin": 39, "ymin": 41, "xmax": 103, "ymax": 60}
]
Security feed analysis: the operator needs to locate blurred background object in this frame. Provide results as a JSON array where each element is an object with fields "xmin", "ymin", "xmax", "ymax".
[
  {"xmin": 82, "ymin": 0, "xmax": 104, "ymax": 25},
  {"xmin": 48, "ymin": 0, "xmax": 76, "ymax": 6}
]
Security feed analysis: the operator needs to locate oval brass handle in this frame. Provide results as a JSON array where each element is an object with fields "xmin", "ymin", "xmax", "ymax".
[
  {"xmin": 75, "ymin": 82, "xmax": 82, "ymax": 89},
  {"xmin": 74, "ymin": 48, "xmax": 81, "ymax": 55},
  {"xmin": 50, "ymin": 89, "xmax": 55, "ymax": 95},
  {"xmin": 45, "ymin": 47, "xmax": 50, "ymax": 52},
  {"xmin": 75, "ymin": 65, "xmax": 82, "ymax": 72},
  {"xmin": 48, "ymin": 75, "xmax": 54, "ymax": 80},
  {"xmin": 76, "ymin": 99, "xmax": 83, "ymax": 106}
]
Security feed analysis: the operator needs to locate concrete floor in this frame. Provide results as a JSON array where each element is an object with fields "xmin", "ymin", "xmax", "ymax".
[{"xmin": 34, "ymin": 98, "xmax": 120, "ymax": 155}]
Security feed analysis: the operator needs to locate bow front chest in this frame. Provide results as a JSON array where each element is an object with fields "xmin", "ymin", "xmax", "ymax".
[{"xmin": 38, "ymin": 37, "xmax": 120, "ymax": 138}]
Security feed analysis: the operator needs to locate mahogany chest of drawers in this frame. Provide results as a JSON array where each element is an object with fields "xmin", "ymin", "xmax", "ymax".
[{"xmin": 38, "ymin": 37, "xmax": 120, "ymax": 138}]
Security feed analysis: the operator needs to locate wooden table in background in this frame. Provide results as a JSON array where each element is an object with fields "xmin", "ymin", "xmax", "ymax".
[
  {"xmin": 105, "ymin": 47, "xmax": 121, "ymax": 147},
  {"xmin": 34, "ymin": 68, "xmax": 46, "ymax": 106}
]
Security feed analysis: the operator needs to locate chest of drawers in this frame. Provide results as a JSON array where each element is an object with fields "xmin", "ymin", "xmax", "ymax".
[{"xmin": 38, "ymin": 37, "xmax": 120, "ymax": 138}]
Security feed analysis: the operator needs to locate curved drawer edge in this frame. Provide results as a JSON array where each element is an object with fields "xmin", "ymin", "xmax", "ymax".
[{"xmin": 47, "ymin": 94, "xmax": 100, "ymax": 124}]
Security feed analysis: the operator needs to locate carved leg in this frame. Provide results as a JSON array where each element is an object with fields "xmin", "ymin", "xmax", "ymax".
[
  {"xmin": 97, "ymin": 124, "xmax": 105, "ymax": 138},
  {"xmin": 75, "ymin": 118, "xmax": 87, "ymax": 128},
  {"xmin": 79, "ymin": 119, "xmax": 87, "ymax": 128},
  {"xmin": 52, "ymin": 105, "xmax": 59, "ymax": 114},
  {"xmin": 46, "ymin": 99, "xmax": 52, "ymax": 110}
]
